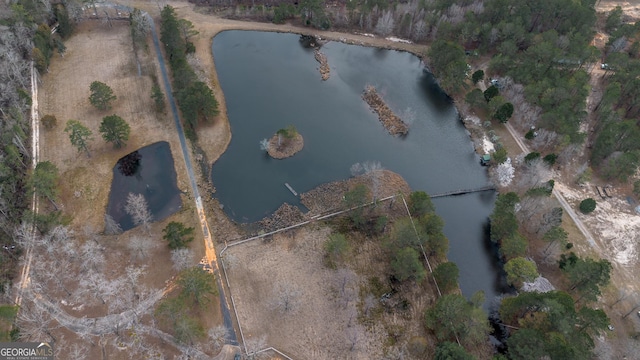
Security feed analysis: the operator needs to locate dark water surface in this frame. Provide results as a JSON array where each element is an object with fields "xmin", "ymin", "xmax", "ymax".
[
  {"xmin": 211, "ymin": 31, "xmax": 508, "ymax": 302},
  {"xmin": 106, "ymin": 141, "xmax": 182, "ymax": 231}
]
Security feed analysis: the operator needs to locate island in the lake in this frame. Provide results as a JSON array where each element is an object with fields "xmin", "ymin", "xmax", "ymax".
[
  {"xmin": 263, "ymin": 125, "xmax": 304, "ymax": 159},
  {"xmin": 362, "ymin": 85, "xmax": 409, "ymax": 136}
]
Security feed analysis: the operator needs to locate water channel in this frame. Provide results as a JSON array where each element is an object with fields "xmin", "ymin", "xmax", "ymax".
[{"xmin": 211, "ymin": 31, "xmax": 509, "ymax": 303}]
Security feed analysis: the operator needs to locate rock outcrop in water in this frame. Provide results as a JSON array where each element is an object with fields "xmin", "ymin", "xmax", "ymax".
[
  {"xmin": 362, "ymin": 85, "xmax": 409, "ymax": 136},
  {"xmin": 314, "ymin": 49, "xmax": 330, "ymax": 81}
]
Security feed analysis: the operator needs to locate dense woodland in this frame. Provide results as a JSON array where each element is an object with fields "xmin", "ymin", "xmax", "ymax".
[{"xmin": 0, "ymin": 0, "xmax": 75, "ymax": 290}]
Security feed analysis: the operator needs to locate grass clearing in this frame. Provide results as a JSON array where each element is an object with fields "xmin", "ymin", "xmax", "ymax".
[{"xmin": 0, "ymin": 305, "xmax": 17, "ymax": 342}]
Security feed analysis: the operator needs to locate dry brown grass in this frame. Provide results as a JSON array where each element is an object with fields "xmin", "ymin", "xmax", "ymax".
[
  {"xmin": 36, "ymin": 19, "xmax": 221, "ymax": 356},
  {"xmin": 224, "ymin": 225, "xmax": 386, "ymax": 359}
]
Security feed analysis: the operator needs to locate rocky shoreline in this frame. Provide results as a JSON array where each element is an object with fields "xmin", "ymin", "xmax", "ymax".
[
  {"xmin": 362, "ymin": 85, "xmax": 409, "ymax": 136},
  {"xmin": 301, "ymin": 169, "xmax": 411, "ymax": 214},
  {"xmin": 255, "ymin": 169, "xmax": 411, "ymax": 231},
  {"xmin": 267, "ymin": 133, "xmax": 304, "ymax": 159},
  {"xmin": 314, "ymin": 49, "xmax": 330, "ymax": 81}
]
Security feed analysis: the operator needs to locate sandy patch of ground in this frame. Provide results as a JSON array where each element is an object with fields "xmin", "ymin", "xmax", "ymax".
[
  {"xmin": 224, "ymin": 226, "xmax": 386, "ymax": 360},
  {"xmin": 555, "ymin": 183, "xmax": 640, "ymax": 267},
  {"xmin": 597, "ymin": 0, "xmax": 640, "ymax": 20}
]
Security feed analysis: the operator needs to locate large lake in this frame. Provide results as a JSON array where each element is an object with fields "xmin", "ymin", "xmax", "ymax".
[{"xmin": 211, "ymin": 31, "xmax": 508, "ymax": 302}]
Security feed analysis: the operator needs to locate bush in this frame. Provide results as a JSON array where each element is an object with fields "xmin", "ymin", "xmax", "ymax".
[
  {"xmin": 471, "ymin": 70, "xmax": 484, "ymax": 84},
  {"xmin": 493, "ymin": 147, "xmax": 508, "ymax": 164},
  {"xmin": 391, "ymin": 247, "xmax": 426, "ymax": 282},
  {"xmin": 433, "ymin": 262, "xmax": 459, "ymax": 294},
  {"xmin": 273, "ymin": 4, "xmax": 295, "ymax": 24},
  {"xmin": 89, "ymin": 81, "xmax": 116, "ymax": 110},
  {"xmin": 465, "ymin": 88, "xmax": 486, "ymax": 109},
  {"xmin": 524, "ymin": 152, "xmax": 541, "ymax": 163},
  {"xmin": 324, "ymin": 233, "xmax": 349, "ymax": 267},
  {"xmin": 185, "ymin": 41, "xmax": 195, "ymax": 54},
  {"xmin": 543, "ymin": 153, "xmax": 558, "ymax": 166},
  {"xmin": 525, "ymin": 129, "xmax": 535, "ymax": 140},
  {"xmin": 407, "ymin": 336, "xmax": 429, "ymax": 357},
  {"xmin": 41, "ymin": 114, "xmax": 57, "ymax": 129},
  {"xmin": 634, "ymin": 180, "xmax": 640, "ymax": 197},
  {"xmin": 409, "ymin": 191, "xmax": 434, "ymax": 216},
  {"xmin": 579, "ymin": 198, "xmax": 597, "ymax": 214},
  {"xmin": 493, "ymin": 102, "xmax": 514, "ymax": 123},
  {"xmin": 484, "ymin": 85, "xmax": 499, "ymax": 102},
  {"xmin": 163, "ymin": 221, "xmax": 195, "ymax": 249}
]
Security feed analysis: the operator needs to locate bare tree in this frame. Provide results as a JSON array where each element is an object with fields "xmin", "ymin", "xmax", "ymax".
[
  {"xmin": 124, "ymin": 192, "xmax": 153, "ymax": 230},
  {"xmin": 346, "ymin": 326, "xmax": 362, "ymax": 352},
  {"xmin": 177, "ymin": 346, "xmax": 209, "ymax": 360},
  {"xmin": 128, "ymin": 235, "xmax": 155, "ymax": 262},
  {"xmin": 375, "ymin": 10, "xmax": 395, "ymax": 36},
  {"xmin": 143, "ymin": 344, "xmax": 167, "ymax": 360},
  {"xmin": 531, "ymin": 129, "xmax": 559, "ymax": 151},
  {"xmin": 610, "ymin": 286, "xmax": 633, "ymax": 307},
  {"xmin": 121, "ymin": 265, "xmax": 148, "ymax": 311},
  {"xmin": 79, "ymin": 240, "xmax": 105, "ymax": 272},
  {"xmin": 412, "ymin": 19, "xmax": 428, "ymax": 41},
  {"xmin": 270, "ymin": 282, "xmax": 302, "ymax": 314},
  {"xmin": 383, "ymin": 345, "xmax": 408, "ymax": 360},
  {"xmin": 207, "ymin": 325, "xmax": 229, "ymax": 352},
  {"xmin": 77, "ymin": 270, "xmax": 120, "ymax": 305},
  {"xmin": 244, "ymin": 335, "xmax": 268, "ymax": 360},
  {"xmin": 171, "ymin": 248, "xmax": 195, "ymax": 271},
  {"xmin": 16, "ymin": 303, "xmax": 58, "ymax": 342},
  {"xmin": 221, "ymin": 251, "xmax": 238, "ymax": 271},
  {"xmin": 362, "ymin": 293, "xmax": 377, "ymax": 317},
  {"xmin": 608, "ymin": 36, "xmax": 627, "ymax": 54},
  {"xmin": 351, "ymin": 161, "xmax": 384, "ymax": 200},
  {"xmin": 334, "ymin": 268, "xmax": 358, "ymax": 308},
  {"xmin": 104, "ymin": 214, "xmax": 122, "ymax": 235},
  {"xmin": 35, "ymin": 256, "xmax": 73, "ymax": 297},
  {"xmin": 68, "ymin": 342, "xmax": 89, "ymax": 360},
  {"xmin": 14, "ymin": 221, "xmax": 37, "ymax": 249},
  {"xmin": 49, "ymin": 225, "xmax": 73, "ymax": 243},
  {"xmin": 130, "ymin": 8, "xmax": 150, "ymax": 37},
  {"xmin": 516, "ymin": 196, "xmax": 553, "ymax": 233},
  {"xmin": 515, "ymin": 158, "xmax": 551, "ymax": 190}
]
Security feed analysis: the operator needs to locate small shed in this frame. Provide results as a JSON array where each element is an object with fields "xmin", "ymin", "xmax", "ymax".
[{"xmin": 480, "ymin": 154, "xmax": 491, "ymax": 166}]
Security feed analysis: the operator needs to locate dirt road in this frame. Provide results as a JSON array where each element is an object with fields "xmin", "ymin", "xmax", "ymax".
[{"xmin": 502, "ymin": 122, "xmax": 599, "ymax": 250}]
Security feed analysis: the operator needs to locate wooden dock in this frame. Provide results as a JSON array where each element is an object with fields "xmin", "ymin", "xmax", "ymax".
[
  {"xmin": 430, "ymin": 185, "xmax": 496, "ymax": 199},
  {"xmin": 284, "ymin": 182, "xmax": 298, "ymax": 196}
]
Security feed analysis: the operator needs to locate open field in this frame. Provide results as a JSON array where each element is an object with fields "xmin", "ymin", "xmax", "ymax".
[
  {"xmin": 224, "ymin": 225, "xmax": 387, "ymax": 359},
  {"xmin": 31, "ymin": 18, "xmax": 226, "ymax": 357}
]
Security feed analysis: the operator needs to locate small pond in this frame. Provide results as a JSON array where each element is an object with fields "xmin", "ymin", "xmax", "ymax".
[{"xmin": 106, "ymin": 141, "xmax": 182, "ymax": 231}]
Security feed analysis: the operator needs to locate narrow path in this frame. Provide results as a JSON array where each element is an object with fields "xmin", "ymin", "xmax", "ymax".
[
  {"xmin": 503, "ymin": 122, "xmax": 598, "ymax": 249},
  {"xmin": 477, "ymin": 77, "xmax": 597, "ymax": 250},
  {"xmin": 147, "ymin": 14, "xmax": 238, "ymax": 344},
  {"xmin": 15, "ymin": 62, "xmax": 41, "ymax": 307}
]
